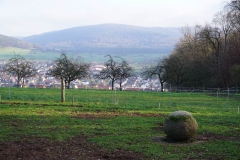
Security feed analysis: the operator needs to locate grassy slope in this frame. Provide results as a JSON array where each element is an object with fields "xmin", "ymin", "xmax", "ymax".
[{"xmin": 0, "ymin": 88, "xmax": 239, "ymax": 159}]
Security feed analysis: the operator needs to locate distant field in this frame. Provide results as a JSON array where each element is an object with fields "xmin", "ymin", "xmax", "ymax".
[
  {"xmin": 0, "ymin": 47, "xmax": 168, "ymax": 63},
  {"xmin": 0, "ymin": 88, "xmax": 239, "ymax": 159},
  {"xmin": 0, "ymin": 47, "xmax": 60, "ymax": 61},
  {"xmin": 0, "ymin": 47, "xmax": 30, "ymax": 60}
]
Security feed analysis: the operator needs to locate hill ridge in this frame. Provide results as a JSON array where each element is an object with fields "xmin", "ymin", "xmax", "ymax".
[
  {"xmin": 23, "ymin": 23, "xmax": 181, "ymax": 54},
  {"xmin": 0, "ymin": 34, "xmax": 41, "ymax": 49}
]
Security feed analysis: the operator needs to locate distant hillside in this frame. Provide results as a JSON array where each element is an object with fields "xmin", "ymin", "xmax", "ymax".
[
  {"xmin": 0, "ymin": 34, "xmax": 40, "ymax": 49},
  {"xmin": 23, "ymin": 24, "xmax": 181, "ymax": 54}
]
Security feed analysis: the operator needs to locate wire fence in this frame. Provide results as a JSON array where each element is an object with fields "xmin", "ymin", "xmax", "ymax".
[{"xmin": 0, "ymin": 87, "xmax": 240, "ymax": 114}]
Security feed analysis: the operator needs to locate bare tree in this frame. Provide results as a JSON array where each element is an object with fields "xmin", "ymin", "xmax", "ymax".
[
  {"xmin": 177, "ymin": 26, "xmax": 213, "ymax": 87},
  {"xmin": 226, "ymin": 0, "xmax": 240, "ymax": 32},
  {"xmin": 3, "ymin": 54, "xmax": 37, "ymax": 87},
  {"xmin": 98, "ymin": 55, "xmax": 120, "ymax": 90},
  {"xmin": 49, "ymin": 53, "xmax": 90, "ymax": 89},
  {"xmin": 141, "ymin": 59, "xmax": 168, "ymax": 92},
  {"xmin": 63, "ymin": 56, "xmax": 90, "ymax": 89},
  {"xmin": 198, "ymin": 24, "xmax": 224, "ymax": 86},
  {"xmin": 97, "ymin": 55, "xmax": 132, "ymax": 90},
  {"xmin": 165, "ymin": 52, "xmax": 187, "ymax": 91},
  {"xmin": 117, "ymin": 58, "xmax": 133, "ymax": 91},
  {"xmin": 48, "ymin": 53, "xmax": 89, "ymax": 102}
]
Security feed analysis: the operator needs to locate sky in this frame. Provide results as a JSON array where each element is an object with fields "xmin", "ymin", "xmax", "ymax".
[{"xmin": 0, "ymin": 0, "xmax": 226, "ymax": 37}]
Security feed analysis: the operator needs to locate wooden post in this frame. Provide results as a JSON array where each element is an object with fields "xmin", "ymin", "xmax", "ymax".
[
  {"xmin": 61, "ymin": 78, "xmax": 65, "ymax": 102},
  {"xmin": 72, "ymin": 95, "xmax": 74, "ymax": 106}
]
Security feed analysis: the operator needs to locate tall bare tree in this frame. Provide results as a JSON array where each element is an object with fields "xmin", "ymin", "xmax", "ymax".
[
  {"xmin": 48, "ymin": 53, "xmax": 89, "ymax": 102},
  {"xmin": 49, "ymin": 53, "xmax": 90, "ymax": 89},
  {"xmin": 141, "ymin": 59, "xmax": 168, "ymax": 92},
  {"xmin": 165, "ymin": 52, "xmax": 187, "ymax": 91},
  {"xmin": 3, "ymin": 54, "xmax": 37, "ymax": 87},
  {"xmin": 117, "ymin": 58, "xmax": 133, "ymax": 91},
  {"xmin": 226, "ymin": 0, "xmax": 240, "ymax": 32},
  {"xmin": 198, "ymin": 24, "xmax": 225, "ymax": 86},
  {"xmin": 98, "ymin": 55, "xmax": 132, "ymax": 90},
  {"xmin": 98, "ymin": 55, "xmax": 120, "ymax": 90}
]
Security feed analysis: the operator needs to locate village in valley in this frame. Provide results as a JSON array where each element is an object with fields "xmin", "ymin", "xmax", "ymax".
[{"xmin": 0, "ymin": 60, "xmax": 162, "ymax": 91}]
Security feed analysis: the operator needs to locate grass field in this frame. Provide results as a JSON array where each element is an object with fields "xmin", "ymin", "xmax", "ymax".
[
  {"xmin": 0, "ymin": 47, "xmax": 61, "ymax": 61},
  {"xmin": 0, "ymin": 47, "xmax": 30, "ymax": 60},
  {"xmin": 0, "ymin": 87, "xmax": 239, "ymax": 159},
  {"xmin": 0, "ymin": 47, "xmax": 167, "ymax": 63}
]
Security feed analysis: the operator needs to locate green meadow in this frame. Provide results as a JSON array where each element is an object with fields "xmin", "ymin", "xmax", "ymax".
[
  {"xmin": 0, "ymin": 47, "xmax": 166, "ymax": 63},
  {"xmin": 0, "ymin": 47, "xmax": 30, "ymax": 60},
  {"xmin": 0, "ymin": 87, "xmax": 239, "ymax": 159},
  {"xmin": 0, "ymin": 47, "xmax": 60, "ymax": 61}
]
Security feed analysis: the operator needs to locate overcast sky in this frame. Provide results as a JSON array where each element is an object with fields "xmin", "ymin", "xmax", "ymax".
[{"xmin": 0, "ymin": 0, "xmax": 226, "ymax": 37}]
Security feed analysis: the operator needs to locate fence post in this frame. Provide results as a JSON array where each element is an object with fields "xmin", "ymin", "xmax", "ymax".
[
  {"xmin": 114, "ymin": 90, "xmax": 117, "ymax": 106},
  {"xmin": 226, "ymin": 88, "xmax": 229, "ymax": 111},
  {"xmin": 8, "ymin": 86, "xmax": 11, "ymax": 101},
  {"xmin": 72, "ymin": 95, "xmax": 74, "ymax": 106},
  {"xmin": 168, "ymin": 84, "xmax": 172, "ymax": 107}
]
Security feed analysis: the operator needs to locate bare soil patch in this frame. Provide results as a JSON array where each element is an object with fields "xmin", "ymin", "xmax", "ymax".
[
  {"xmin": 152, "ymin": 132, "xmax": 240, "ymax": 146},
  {"xmin": 152, "ymin": 136, "xmax": 205, "ymax": 146},
  {"xmin": 0, "ymin": 135, "xmax": 145, "ymax": 160},
  {"xmin": 73, "ymin": 111, "xmax": 167, "ymax": 119}
]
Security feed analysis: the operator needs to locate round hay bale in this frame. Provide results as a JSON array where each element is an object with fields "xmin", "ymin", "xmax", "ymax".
[{"xmin": 163, "ymin": 111, "xmax": 198, "ymax": 141}]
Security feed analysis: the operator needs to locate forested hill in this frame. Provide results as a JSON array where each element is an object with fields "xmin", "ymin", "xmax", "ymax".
[
  {"xmin": 0, "ymin": 34, "xmax": 40, "ymax": 49},
  {"xmin": 23, "ymin": 24, "xmax": 181, "ymax": 54}
]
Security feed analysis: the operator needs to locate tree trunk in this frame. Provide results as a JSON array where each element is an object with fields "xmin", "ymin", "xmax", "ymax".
[
  {"xmin": 160, "ymin": 81, "xmax": 164, "ymax": 92},
  {"xmin": 22, "ymin": 78, "xmax": 25, "ymax": 88},
  {"xmin": 17, "ymin": 75, "xmax": 21, "ymax": 88},
  {"xmin": 119, "ymin": 79, "xmax": 122, "ymax": 91},
  {"xmin": 61, "ymin": 78, "xmax": 65, "ymax": 102},
  {"xmin": 176, "ymin": 84, "xmax": 179, "ymax": 92},
  {"xmin": 111, "ymin": 80, "xmax": 114, "ymax": 90},
  {"xmin": 67, "ymin": 81, "xmax": 70, "ymax": 89}
]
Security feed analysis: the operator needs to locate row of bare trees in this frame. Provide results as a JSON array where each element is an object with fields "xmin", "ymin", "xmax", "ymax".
[
  {"xmin": 2, "ymin": 54, "xmax": 133, "ymax": 88},
  {"xmin": 2, "ymin": 53, "xmax": 133, "ymax": 101},
  {"xmin": 143, "ymin": 0, "xmax": 240, "ymax": 90}
]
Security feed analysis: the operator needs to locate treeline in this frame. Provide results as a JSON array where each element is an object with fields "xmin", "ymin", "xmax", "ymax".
[
  {"xmin": 0, "ymin": 34, "xmax": 41, "ymax": 49},
  {"xmin": 146, "ymin": 1, "xmax": 240, "ymax": 89}
]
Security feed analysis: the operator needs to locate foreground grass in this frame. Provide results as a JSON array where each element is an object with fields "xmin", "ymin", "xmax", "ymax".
[{"xmin": 0, "ymin": 88, "xmax": 239, "ymax": 159}]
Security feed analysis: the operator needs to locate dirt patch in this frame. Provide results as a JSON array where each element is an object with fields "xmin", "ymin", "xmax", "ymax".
[
  {"xmin": 152, "ymin": 132, "xmax": 240, "ymax": 146},
  {"xmin": 152, "ymin": 136, "xmax": 206, "ymax": 146},
  {"xmin": 73, "ymin": 111, "xmax": 167, "ymax": 119},
  {"xmin": 196, "ymin": 132, "xmax": 240, "ymax": 141},
  {"xmin": 0, "ymin": 135, "xmax": 145, "ymax": 160}
]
